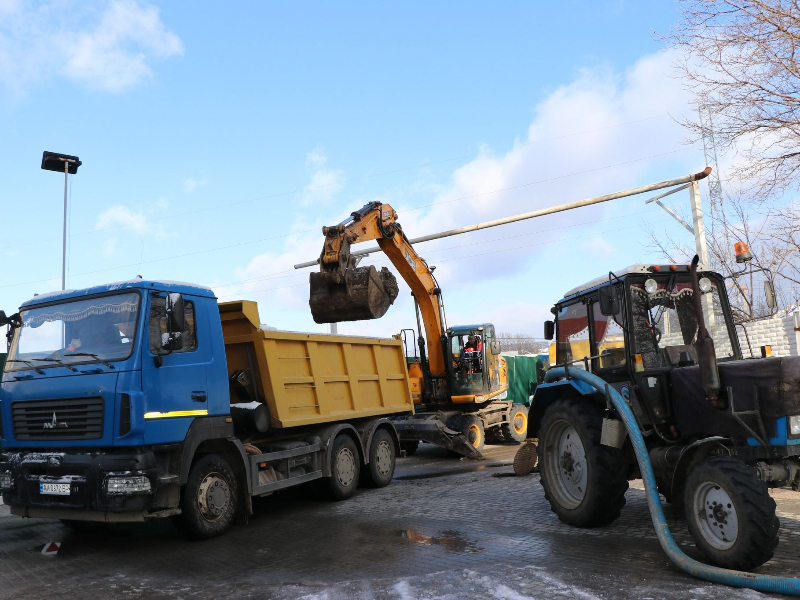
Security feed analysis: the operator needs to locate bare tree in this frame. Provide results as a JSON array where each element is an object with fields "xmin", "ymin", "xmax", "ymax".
[
  {"xmin": 497, "ymin": 332, "xmax": 546, "ymax": 355},
  {"xmin": 668, "ymin": 1, "xmax": 800, "ymax": 199},
  {"xmin": 645, "ymin": 193, "xmax": 800, "ymax": 321}
]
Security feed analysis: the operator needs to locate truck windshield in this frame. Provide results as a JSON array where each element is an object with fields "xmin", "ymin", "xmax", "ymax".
[
  {"xmin": 629, "ymin": 278, "xmax": 736, "ymax": 368},
  {"xmin": 5, "ymin": 292, "xmax": 140, "ymax": 371}
]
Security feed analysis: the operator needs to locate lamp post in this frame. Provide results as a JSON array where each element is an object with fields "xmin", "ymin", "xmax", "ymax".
[{"xmin": 41, "ymin": 151, "xmax": 81, "ymax": 291}]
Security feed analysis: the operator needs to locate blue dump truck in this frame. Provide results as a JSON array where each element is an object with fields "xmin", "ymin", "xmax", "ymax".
[{"xmin": 0, "ymin": 281, "xmax": 415, "ymax": 538}]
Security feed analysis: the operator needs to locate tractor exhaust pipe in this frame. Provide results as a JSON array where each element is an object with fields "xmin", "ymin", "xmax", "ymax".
[{"xmin": 690, "ymin": 255, "xmax": 723, "ymax": 409}]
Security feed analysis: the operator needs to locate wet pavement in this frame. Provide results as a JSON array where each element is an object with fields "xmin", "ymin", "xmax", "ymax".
[{"xmin": 0, "ymin": 443, "xmax": 798, "ymax": 599}]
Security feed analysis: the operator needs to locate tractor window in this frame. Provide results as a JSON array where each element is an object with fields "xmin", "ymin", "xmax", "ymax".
[
  {"xmin": 592, "ymin": 303, "xmax": 626, "ymax": 369},
  {"xmin": 556, "ymin": 303, "xmax": 590, "ymax": 368},
  {"xmin": 629, "ymin": 278, "xmax": 735, "ymax": 368}
]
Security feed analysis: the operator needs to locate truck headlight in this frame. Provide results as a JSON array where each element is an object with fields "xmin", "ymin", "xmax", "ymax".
[
  {"xmin": 0, "ymin": 473, "xmax": 12, "ymax": 491},
  {"xmin": 104, "ymin": 475, "xmax": 151, "ymax": 495},
  {"xmin": 789, "ymin": 415, "xmax": 800, "ymax": 436}
]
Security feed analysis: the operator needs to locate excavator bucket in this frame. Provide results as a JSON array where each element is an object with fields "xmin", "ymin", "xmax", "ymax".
[{"xmin": 309, "ymin": 265, "xmax": 400, "ymax": 324}]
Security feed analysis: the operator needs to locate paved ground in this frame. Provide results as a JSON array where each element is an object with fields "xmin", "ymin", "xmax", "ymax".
[{"xmin": 0, "ymin": 443, "xmax": 798, "ymax": 599}]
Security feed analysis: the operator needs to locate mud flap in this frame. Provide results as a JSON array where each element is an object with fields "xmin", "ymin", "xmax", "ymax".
[
  {"xmin": 309, "ymin": 265, "xmax": 399, "ymax": 323},
  {"xmin": 392, "ymin": 415, "xmax": 484, "ymax": 460}
]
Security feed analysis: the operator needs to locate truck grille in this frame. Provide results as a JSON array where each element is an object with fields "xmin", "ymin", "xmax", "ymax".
[{"xmin": 12, "ymin": 397, "xmax": 104, "ymax": 441}]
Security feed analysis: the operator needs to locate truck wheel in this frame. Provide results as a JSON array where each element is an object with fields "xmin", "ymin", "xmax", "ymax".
[
  {"xmin": 176, "ymin": 454, "xmax": 238, "ymax": 540},
  {"xmin": 501, "ymin": 405, "xmax": 529, "ymax": 443},
  {"xmin": 447, "ymin": 414, "xmax": 485, "ymax": 453},
  {"xmin": 325, "ymin": 434, "xmax": 361, "ymax": 500},
  {"xmin": 364, "ymin": 428, "xmax": 396, "ymax": 488},
  {"xmin": 684, "ymin": 456, "xmax": 779, "ymax": 571},
  {"xmin": 400, "ymin": 440, "xmax": 419, "ymax": 456},
  {"xmin": 538, "ymin": 397, "xmax": 628, "ymax": 527}
]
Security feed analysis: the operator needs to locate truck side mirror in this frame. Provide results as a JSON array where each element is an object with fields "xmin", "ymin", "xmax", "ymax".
[
  {"xmin": 161, "ymin": 331, "xmax": 184, "ymax": 351},
  {"xmin": 599, "ymin": 286, "xmax": 620, "ymax": 316},
  {"xmin": 166, "ymin": 293, "xmax": 185, "ymax": 332},
  {"xmin": 764, "ymin": 280, "xmax": 777, "ymax": 310},
  {"xmin": 544, "ymin": 320, "xmax": 554, "ymax": 341},
  {"xmin": 490, "ymin": 341, "xmax": 501, "ymax": 355}
]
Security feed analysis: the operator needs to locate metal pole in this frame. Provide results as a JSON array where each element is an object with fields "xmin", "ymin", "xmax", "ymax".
[
  {"xmin": 294, "ymin": 167, "xmax": 712, "ymax": 269},
  {"xmin": 62, "ymin": 161, "xmax": 68, "ymax": 291},
  {"xmin": 688, "ymin": 181, "xmax": 709, "ymax": 266},
  {"xmin": 329, "ymin": 323, "xmax": 338, "ymax": 334},
  {"xmin": 689, "ymin": 180, "xmax": 714, "ymax": 325}
]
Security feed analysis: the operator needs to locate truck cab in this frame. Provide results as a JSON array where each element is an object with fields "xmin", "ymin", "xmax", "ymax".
[{"xmin": 0, "ymin": 280, "xmax": 231, "ymax": 521}]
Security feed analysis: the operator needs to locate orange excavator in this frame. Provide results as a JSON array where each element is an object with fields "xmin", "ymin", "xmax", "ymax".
[{"xmin": 307, "ymin": 201, "xmax": 529, "ymax": 457}]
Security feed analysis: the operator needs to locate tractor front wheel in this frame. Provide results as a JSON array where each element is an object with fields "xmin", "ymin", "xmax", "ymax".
[{"xmin": 684, "ymin": 456, "xmax": 779, "ymax": 571}]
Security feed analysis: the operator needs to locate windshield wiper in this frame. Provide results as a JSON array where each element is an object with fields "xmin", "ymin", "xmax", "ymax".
[
  {"xmin": 5, "ymin": 359, "xmax": 45, "ymax": 374},
  {"xmin": 32, "ymin": 357, "xmax": 78, "ymax": 372},
  {"xmin": 63, "ymin": 352, "xmax": 115, "ymax": 369}
]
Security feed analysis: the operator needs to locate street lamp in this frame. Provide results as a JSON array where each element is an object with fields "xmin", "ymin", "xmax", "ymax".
[{"xmin": 41, "ymin": 151, "xmax": 82, "ymax": 291}]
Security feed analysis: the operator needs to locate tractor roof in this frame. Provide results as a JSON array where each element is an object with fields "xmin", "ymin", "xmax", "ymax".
[{"xmin": 560, "ymin": 263, "xmax": 718, "ymax": 302}]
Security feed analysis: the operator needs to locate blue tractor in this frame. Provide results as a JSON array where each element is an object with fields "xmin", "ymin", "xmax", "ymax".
[{"xmin": 530, "ymin": 258, "xmax": 799, "ymax": 571}]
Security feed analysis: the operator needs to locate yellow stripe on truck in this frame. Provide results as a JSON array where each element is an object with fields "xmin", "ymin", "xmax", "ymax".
[{"xmin": 143, "ymin": 409, "xmax": 209, "ymax": 419}]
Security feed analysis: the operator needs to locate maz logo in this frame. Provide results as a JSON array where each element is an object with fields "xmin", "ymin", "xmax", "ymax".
[{"xmin": 43, "ymin": 412, "xmax": 69, "ymax": 430}]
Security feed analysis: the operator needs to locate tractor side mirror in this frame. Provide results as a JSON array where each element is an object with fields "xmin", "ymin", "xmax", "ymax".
[
  {"xmin": 166, "ymin": 293, "xmax": 185, "ymax": 332},
  {"xmin": 764, "ymin": 280, "xmax": 777, "ymax": 310},
  {"xmin": 599, "ymin": 286, "xmax": 620, "ymax": 316},
  {"xmin": 0, "ymin": 311, "xmax": 7, "ymax": 327},
  {"xmin": 490, "ymin": 341, "xmax": 501, "ymax": 355},
  {"xmin": 544, "ymin": 320, "xmax": 555, "ymax": 341}
]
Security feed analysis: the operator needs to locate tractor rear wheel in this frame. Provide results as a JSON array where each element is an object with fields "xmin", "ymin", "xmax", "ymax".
[
  {"xmin": 538, "ymin": 397, "xmax": 628, "ymax": 527},
  {"xmin": 684, "ymin": 456, "xmax": 779, "ymax": 571}
]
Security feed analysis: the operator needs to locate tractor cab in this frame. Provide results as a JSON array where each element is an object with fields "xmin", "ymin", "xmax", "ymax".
[{"xmin": 544, "ymin": 264, "xmax": 741, "ymax": 425}]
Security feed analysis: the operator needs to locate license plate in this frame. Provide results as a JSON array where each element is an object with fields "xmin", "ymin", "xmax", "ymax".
[{"xmin": 40, "ymin": 482, "xmax": 70, "ymax": 496}]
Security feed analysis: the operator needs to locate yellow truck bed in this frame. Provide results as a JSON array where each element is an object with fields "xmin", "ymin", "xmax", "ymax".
[{"xmin": 219, "ymin": 301, "xmax": 414, "ymax": 428}]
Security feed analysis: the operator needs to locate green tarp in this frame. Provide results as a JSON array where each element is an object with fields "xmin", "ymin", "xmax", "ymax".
[{"xmin": 503, "ymin": 354, "xmax": 548, "ymax": 405}]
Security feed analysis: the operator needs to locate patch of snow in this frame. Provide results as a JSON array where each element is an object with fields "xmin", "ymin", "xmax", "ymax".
[{"xmin": 231, "ymin": 402, "xmax": 263, "ymax": 410}]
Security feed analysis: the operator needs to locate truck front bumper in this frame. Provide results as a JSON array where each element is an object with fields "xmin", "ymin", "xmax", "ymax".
[{"xmin": 0, "ymin": 450, "xmax": 162, "ymax": 520}]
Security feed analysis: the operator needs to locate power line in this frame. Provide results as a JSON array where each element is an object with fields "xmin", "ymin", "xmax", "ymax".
[
  {"xmin": 217, "ymin": 218, "xmax": 670, "ymax": 299},
  {"xmin": 0, "ymin": 146, "xmax": 696, "ymax": 292},
  {"xmin": 0, "ymin": 112, "xmax": 686, "ymax": 253}
]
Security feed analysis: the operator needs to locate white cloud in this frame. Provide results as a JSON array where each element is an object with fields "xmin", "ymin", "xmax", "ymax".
[
  {"xmin": 301, "ymin": 146, "xmax": 345, "ymax": 205},
  {"xmin": 229, "ymin": 50, "xmax": 700, "ymax": 335},
  {"xmin": 183, "ymin": 175, "xmax": 207, "ymax": 194},
  {"xmin": 0, "ymin": 0, "xmax": 183, "ymax": 94},
  {"xmin": 95, "ymin": 205, "xmax": 149, "ymax": 234}
]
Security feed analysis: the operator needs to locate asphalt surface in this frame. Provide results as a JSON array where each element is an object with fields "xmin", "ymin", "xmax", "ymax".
[{"xmin": 0, "ymin": 443, "xmax": 798, "ymax": 599}]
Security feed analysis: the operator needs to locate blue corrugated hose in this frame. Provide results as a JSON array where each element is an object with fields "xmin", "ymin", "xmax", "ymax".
[{"xmin": 543, "ymin": 367, "xmax": 800, "ymax": 596}]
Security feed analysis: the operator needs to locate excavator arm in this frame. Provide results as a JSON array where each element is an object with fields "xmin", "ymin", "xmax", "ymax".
[{"xmin": 309, "ymin": 201, "xmax": 448, "ymax": 378}]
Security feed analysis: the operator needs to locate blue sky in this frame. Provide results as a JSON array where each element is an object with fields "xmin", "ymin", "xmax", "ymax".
[{"xmin": 0, "ymin": 1, "xmax": 710, "ymax": 340}]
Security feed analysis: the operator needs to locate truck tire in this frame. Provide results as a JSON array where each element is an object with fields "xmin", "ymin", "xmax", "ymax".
[
  {"xmin": 175, "ymin": 454, "xmax": 238, "ymax": 540},
  {"xmin": 363, "ymin": 428, "xmax": 396, "ymax": 488},
  {"xmin": 538, "ymin": 397, "xmax": 628, "ymax": 527},
  {"xmin": 324, "ymin": 434, "xmax": 361, "ymax": 500},
  {"xmin": 400, "ymin": 440, "xmax": 419, "ymax": 456},
  {"xmin": 447, "ymin": 414, "xmax": 485, "ymax": 454},
  {"xmin": 501, "ymin": 405, "xmax": 529, "ymax": 443},
  {"xmin": 684, "ymin": 456, "xmax": 779, "ymax": 571}
]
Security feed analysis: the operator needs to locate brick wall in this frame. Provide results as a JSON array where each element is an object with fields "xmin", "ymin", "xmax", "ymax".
[{"xmin": 736, "ymin": 312, "xmax": 800, "ymax": 358}]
